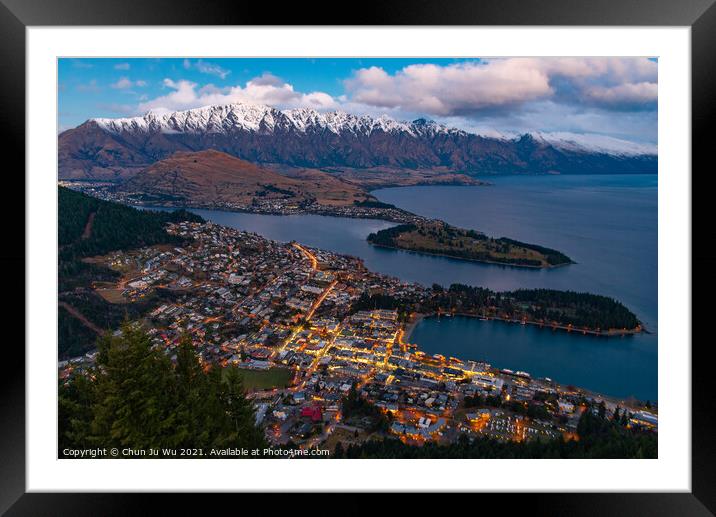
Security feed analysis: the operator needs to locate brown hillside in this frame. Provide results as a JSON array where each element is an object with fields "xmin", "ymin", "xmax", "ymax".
[{"xmin": 120, "ymin": 150, "xmax": 367, "ymax": 207}]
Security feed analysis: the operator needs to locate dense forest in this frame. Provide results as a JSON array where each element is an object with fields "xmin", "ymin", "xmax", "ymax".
[
  {"xmin": 58, "ymin": 304, "xmax": 100, "ymax": 358},
  {"xmin": 510, "ymin": 288, "xmax": 640, "ymax": 330},
  {"xmin": 59, "ymin": 186, "xmax": 203, "ymax": 263},
  {"xmin": 366, "ymin": 223, "xmax": 417, "ymax": 246},
  {"xmin": 333, "ymin": 403, "xmax": 656, "ymax": 459},
  {"xmin": 425, "ymin": 284, "xmax": 640, "ymax": 331},
  {"xmin": 58, "ymin": 187, "xmax": 204, "ymax": 357},
  {"xmin": 59, "ymin": 325, "xmax": 266, "ymax": 456},
  {"xmin": 353, "ymin": 283, "xmax": 640, "ymax": 332}
]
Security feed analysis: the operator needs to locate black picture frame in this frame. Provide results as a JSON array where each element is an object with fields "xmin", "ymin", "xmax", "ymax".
[{"xmin": 1, "ymin": 0, "xmax": 713, "ymax": 513}]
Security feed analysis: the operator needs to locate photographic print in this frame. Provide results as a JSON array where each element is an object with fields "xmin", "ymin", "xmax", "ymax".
[{"xmin": 57, "ymin": 57, "xmax": 658, "ymax": 460}]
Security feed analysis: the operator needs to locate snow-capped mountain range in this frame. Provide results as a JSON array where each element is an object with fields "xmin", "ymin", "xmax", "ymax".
[
  {"xmin": 92, "ymin": 103, "xmax": 655, "ymax": 157},
  {"xmin": 92, "ymin": 104, "xmax": 469, "ymax": 141},
  {"xmin": 59, "ymin": 102, "xmax": 657, "ymax": 180}
]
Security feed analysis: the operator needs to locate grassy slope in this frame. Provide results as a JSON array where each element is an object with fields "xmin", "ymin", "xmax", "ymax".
[{"xmin": 120, "ymin": 150, "xmax": 369, "ymax": 207}]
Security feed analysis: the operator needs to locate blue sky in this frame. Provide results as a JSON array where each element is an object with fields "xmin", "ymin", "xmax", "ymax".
[{"xmin": 58, "ymin": 57, "xmax": 658, "ymax": 146}]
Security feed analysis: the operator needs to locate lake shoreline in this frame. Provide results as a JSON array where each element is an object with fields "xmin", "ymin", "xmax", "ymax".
[
  {"xmin": 403, "ymin": 313, "xmax": 426, "ymax": 342},
  {"xmin": 408, "ymin": 313, "xmax": 655, "ymax": 401},
  {"xmin": 409, "ymin": 312, "xmax": 644, "ymax": 340}
]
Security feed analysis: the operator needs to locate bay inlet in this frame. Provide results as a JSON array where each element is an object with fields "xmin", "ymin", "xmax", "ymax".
[{"xmin": 165, "ymin": 174, "xmax": 657, "ymax": 401}]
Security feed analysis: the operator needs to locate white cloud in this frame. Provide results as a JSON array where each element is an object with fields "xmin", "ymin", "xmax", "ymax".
[
  {"xmin": 110, "ymin": 77, "xmax": 147, "ymax": 89},
  {"xmin": 583, "ymin": 82, "xmax": 658, "ymax": 107},
  {"xmin": 111, "ymin": 77, "xmax": 132, "ymax": 89},
  {"xmin": 113, "ymin": 62, "xmax": 131, "ymax": 70},
  {"xmin": 183, "ymin": 59, "xmax": 231, "ymax": 79},
  {"xmin": 343, "ymin": 58, "xmax": 657, "ymax": 115},
  {"xmin": 345, "ymin": 62, "xmax": 552, "ymax": 115},
  {"xmin": 138, "ymin": 74, "xmax": 339, "ymax": 113}
]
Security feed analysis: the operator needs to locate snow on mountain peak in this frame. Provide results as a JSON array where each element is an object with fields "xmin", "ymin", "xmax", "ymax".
[
  {"xmin": 526, "ymin": 131, "xmax": 657, "ymax": 157},
  {"xmin": 89, "ymin": 101, "xmax": 655, "ymax": 156},
  {"xmin": 90, "ymin": 101, "xmax": 461, "ymax": 138}
]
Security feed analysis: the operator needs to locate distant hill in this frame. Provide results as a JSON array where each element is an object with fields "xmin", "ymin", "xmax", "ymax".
[
  {"xmin": 118, "ymin": 149, "xmax": 368, "ymax": 207},
  {"xmin": 58, "ymin": 102, "xmax": 657, "ymax": 181}
]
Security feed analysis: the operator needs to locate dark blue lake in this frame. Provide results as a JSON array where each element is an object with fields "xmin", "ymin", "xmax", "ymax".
[
  {"xmin": 409, "ymin": 315, "xmax": 655, "ymax": 402},
  {"xmin": 180, "ymin": 174, "xmax": 657, "ymax": 401}
]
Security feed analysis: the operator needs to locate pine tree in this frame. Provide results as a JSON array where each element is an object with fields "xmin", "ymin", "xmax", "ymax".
[
  {"xmin": 219, "ymin": 367, "xmax": 266, "ymax": 450},
  {"xmin": 90, "ymin": 323, "xmax": 176, "ymax": 449},
  {"xmin": 333, "ymin": 442, "xmax": 344, "ymax": 458},
  {"xmin": 597, "ymin": 401, "xmax": 607, "ymax": 420},
  {"xmin": 58, "ymin": 373, "xmax": 96, "ymax": 451},
  {"xmin": 172, "ymin": 334, "xmax": 212, "ymax": 448},
  {"xmin": 58, "ymin": 323, "xmax": 268, "ymax": 455}
]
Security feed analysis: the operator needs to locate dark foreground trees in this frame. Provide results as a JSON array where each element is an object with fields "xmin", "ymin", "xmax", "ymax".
[{"xmin": 59, "ymin": 324, "xmax": 265, "ymax": 456}]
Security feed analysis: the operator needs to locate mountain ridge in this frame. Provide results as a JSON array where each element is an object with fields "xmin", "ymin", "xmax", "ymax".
[{"xmin": 59, "ymin": 102, "xmax": 657, "ymax": 181}]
